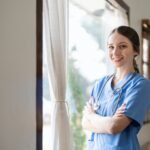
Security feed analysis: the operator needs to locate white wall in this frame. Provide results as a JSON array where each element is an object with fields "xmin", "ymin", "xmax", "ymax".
[
  {"xmin": 126, "ymin": 0, "xmax": 150, "ymax": 71},
  {"xmin": 126, "ymin": 0, "xmax": 150, "ymax": 35},
  {"xmin": 0, "ymin": 0, "xmax": 36, "ymax": 150},
  {"xmin": 125, "ymin": 0, "xmax": 150, "ymax": 149}
]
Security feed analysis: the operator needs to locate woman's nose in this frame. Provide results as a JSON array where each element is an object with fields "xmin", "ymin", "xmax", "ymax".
[{"xmin": 113, "ymin": 47, "xmax": 120, "ymax": 56}]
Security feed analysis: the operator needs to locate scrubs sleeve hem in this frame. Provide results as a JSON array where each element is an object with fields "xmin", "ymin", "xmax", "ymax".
[{"xmin": 124, "ymin": 112, "xmax": 142, "ymax": 127}]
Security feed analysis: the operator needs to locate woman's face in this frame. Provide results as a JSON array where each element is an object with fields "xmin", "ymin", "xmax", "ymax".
[{"xmin": 107, "ymin": 32, "xmax": 137, "ymax": 69}]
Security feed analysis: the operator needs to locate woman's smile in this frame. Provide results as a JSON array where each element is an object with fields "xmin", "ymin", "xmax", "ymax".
[
  {"xmin": 108, "ymin": 32, "xmax": 136, "ymax": 69},
  {"xmin": 112, "ymin": 57, "xmax": 123, "ymax": 62}
]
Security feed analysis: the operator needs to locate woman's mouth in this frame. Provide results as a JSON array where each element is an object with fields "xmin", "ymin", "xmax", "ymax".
[{"xmin": 112, "ymin": 57, "xmax": 123, "ymax": 62}]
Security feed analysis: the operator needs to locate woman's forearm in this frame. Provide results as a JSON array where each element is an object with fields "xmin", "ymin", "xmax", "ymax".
[
  {"xmin": 82, "ymin": 103, "xmax": 131, "ymax": 134},
  {"xmin": 88, "ymin": 113, "xmax": 114, "ymax": 134},
  {"xmin": 82, "ymin": 112, "xmax": 131, "ymax": 134},
  {"xmin": 82, "ymin": 116, "xmax": 97, "ymax": 132},
  {"xmin": 82, "ymin": 113, "xmax": 113, "ymax": 134}
]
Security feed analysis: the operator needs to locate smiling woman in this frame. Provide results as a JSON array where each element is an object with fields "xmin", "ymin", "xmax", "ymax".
[
  {"xmin": 108, "ymin": 27, "xmax": 139, "ymax": 77},
  {"xmin": 41, "ymin": 0, "xmax": 130, "ymax": 150},
  {"xmin": 68, "ymin": 1, "xmax": 130, "ymax": 150},
  {"xmin": 82, "ymin": 26, "xmax": 150, "ymax": 150},
  {"xmin": 108, "ymin": 26, "xmax": 140, "ymax": 74}
]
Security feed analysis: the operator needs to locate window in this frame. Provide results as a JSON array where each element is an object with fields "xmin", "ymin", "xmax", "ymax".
[
  {"xmin": 41, "ymin": 0, "xmax": 129, "ymax": 150},
  {"xmin": 67, "ymin": 0, "xmax": 129, "ymax": 149},
  {"xmin": 36, "ymin": 0, "xmax": 43, "ymax": 150},
  {"xmin": 142, "ymin": 19, "xmax": 150, "ymax": 79},
  {"xmin": 142, "ymin": 19, "xmax": 150, "ymax": 124}
]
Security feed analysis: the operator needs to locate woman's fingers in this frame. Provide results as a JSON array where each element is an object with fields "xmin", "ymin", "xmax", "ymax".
[
  {"xmin": 83, "ymin": 103, "xmax": 95, "ymax": 115},
  {"xmin": 117, "ymin": 103, "xmax": 126, "ymax": 111},
  {"xmin": 115, "ymin": 103, "xmax": 126, "ymax": 117}
]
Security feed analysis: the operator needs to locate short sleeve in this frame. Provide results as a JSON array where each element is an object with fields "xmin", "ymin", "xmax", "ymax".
[{"xmin": 124, "ymin": 79, "xmax": 150, "ymax": 126}]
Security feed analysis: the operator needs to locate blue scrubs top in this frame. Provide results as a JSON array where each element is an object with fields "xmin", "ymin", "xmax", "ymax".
[{"xmin": 88, "ymin": 73, "xmax": 150, "ymax": 150}]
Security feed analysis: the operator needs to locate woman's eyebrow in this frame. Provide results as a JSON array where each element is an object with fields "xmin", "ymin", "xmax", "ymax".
[
  {"xmin": 107, "ymin": 42, "xmax": 128, "ymax": 45},
  {"xmin": 118, "ymin": 42, "xmax": 128, "ymax": 45}
]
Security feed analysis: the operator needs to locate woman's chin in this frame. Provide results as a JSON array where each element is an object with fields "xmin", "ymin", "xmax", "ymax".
[{"xmin": 112, "ymin": 62, "xmax": 124, "ymax": 67}]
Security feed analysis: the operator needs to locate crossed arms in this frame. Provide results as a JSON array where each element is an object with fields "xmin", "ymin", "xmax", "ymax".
[{"xmin": 82, "ymin": 103, "xmax": 132, "ymax": 134}]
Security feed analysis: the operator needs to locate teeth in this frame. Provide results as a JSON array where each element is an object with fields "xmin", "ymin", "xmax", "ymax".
[
  {"xmin": 113, "ymin": 58, "xmax": 122, "ymax": 61},
  {"xmin": 112, "ymin": 58, "xmax": 122, "ymax": 61}
]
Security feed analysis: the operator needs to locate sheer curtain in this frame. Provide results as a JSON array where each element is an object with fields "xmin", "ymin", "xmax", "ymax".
[{"xmin": 43, "ymin": 0, "xmax": 73, "ymax": 150}]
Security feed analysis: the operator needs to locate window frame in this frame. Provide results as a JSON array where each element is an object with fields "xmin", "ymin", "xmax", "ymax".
[
  {"xmin": 36, "ymin": 0, "xmax": 43, "ymax": 149},
  {"xmin": 35, "ymin": 0, "xmax": 130, "ymax": 149}
]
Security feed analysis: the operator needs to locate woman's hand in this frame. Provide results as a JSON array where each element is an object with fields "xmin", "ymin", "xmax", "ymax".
[
  {"xmin": 82, "ymin": 102, "xmax": 96, "ymax": 131},
  {"xmin": 114, "ymin": 103, "xmax": 126, "ymax": 117},
  {"xmin": 83, "ymin": 102, "xmax": 95, "ymax": 115},
  {"xmin": 82, "ymin": 101, "xmax": 95, "ymax": 123}
]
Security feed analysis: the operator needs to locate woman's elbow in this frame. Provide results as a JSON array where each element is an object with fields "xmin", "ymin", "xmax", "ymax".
[
  {"xmin": 108, "ymin": 124, "xmax": 124, "ymax": 134},
  {"xmin": 108, "ymin": 116, "xmax": 131, "ymax": 134}
]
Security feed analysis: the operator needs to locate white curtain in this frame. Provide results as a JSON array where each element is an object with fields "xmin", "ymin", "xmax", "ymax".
[{"xmin": 43, "ymin": 0, "xmax": 73, "ymax": 150}]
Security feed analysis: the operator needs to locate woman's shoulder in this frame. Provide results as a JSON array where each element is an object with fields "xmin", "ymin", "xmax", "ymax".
[
  {"xmin": 129, "ymin": 73, "xmax": 150, "ymax": 89},
  {"xmin": 134, "ymin": 73, "xmax": 150, "ymax": 84},
  {"xmin": 94, "ymin": 75, "xmax": 112, "ymax": 88}
]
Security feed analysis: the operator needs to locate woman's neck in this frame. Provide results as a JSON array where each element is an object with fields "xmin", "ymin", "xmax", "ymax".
[{"xmin": 113, "ymin": 67, "xmax": 135, "ymax": 85}]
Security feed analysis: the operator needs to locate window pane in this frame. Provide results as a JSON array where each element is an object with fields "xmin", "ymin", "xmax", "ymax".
[
  {"xmin": 42, "ymin": 0, "xmax": 128, "ymax": 149},
  {"xmin": 67, "ymin": 1, "xmax": 128, "ymax": 150}
]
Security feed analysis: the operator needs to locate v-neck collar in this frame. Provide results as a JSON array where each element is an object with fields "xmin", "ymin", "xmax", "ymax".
[{"xmin": 110, "ymin": 72, "xmax": 136, "ymax": 91}]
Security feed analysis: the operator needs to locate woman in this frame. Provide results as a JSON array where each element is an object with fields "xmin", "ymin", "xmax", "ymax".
[{"xmin": 82, "ymin": 26, "xmax": 150, "ymax": 150}]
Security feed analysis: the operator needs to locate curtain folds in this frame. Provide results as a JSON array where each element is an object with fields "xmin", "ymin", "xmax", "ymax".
[{"xmin": 43, "ymin": 0, "xmax": 73, "ymax": 149}]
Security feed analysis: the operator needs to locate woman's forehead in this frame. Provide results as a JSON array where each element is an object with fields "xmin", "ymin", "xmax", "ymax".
[{"xmin": 108, "ymin": 32, "xmax": 131, "ymax": 45}]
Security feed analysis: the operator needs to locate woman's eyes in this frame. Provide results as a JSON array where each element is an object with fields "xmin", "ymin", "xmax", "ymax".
[
  {"xmin": 108, "ymin": 45, "xmax": 127, "ymax": 50},
  {"xmin": 108, "ymin": 46, "xmax": 114, "ymax": 50},
  {"xmin": 119, "ymin": 45, "xmax": 127, "ymax": 49}
]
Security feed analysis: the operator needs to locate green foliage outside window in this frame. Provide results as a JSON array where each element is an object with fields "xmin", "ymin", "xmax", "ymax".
[{"xmin": 68, "ymin": 59, "xmax": 88, "ymax": 150}]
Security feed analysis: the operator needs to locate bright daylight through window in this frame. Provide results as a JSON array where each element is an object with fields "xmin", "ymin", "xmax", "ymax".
[
  {"xmin": 67, "ymin": 0, "xmax": 128, "ymax": 149},
  {"xmin": 42, "ymin": 0, "xmax": 128, "ymax": 149}
]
